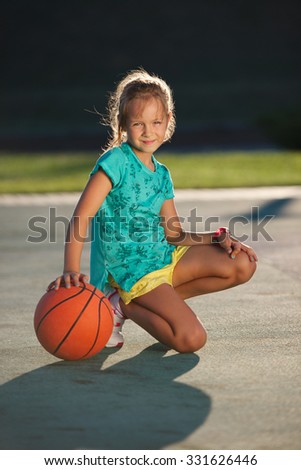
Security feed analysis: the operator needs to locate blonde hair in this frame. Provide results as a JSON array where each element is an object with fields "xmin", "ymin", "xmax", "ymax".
[{"xmin": 103, "ymin": 69, "xmax": 176, "ymax": 149}]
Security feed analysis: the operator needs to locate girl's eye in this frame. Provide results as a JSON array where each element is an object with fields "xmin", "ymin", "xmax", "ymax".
[
  {"xmin": 154, "ymin": 121, "xmax": 162, "ymax": 125},
  {"xmin": 133, "ymin": 122, "xmax": 142, "ymax": 127}
]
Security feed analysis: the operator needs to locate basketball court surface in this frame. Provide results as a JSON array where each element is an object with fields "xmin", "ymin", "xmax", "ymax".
[{"xmin": 0, "ymin": 187, "xmax": 300, "ymax": 450}]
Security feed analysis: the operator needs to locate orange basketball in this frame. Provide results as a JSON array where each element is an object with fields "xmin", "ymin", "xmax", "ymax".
[{"xmin": 34, "ymin": 282, "xmax": 113, "ymax": 361}]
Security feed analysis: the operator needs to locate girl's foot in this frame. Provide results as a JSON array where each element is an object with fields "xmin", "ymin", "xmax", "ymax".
[{"xmin": 106, "ymin": 288, "xmax": 127, "ymax": 348}]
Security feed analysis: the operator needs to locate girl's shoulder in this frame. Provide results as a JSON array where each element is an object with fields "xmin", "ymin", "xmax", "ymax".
[
  {"xmin": 93, "ymin": 144, "xmax": 128, "ymax": 169},
  {"xmin": 99, "ymin": 144, "xmax": 127, "ymax": 161},
  {"xmin": 90, "ymin": 144, "xmax": 128, "ymax": 187},
  {"xmin": 154, "ymin": 158, "xmax": 172, "ymax": 178}
]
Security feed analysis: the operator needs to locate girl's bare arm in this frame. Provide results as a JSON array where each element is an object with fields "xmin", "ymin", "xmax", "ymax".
[
  {"xmin": 48, "ymin": 169, "xmax": 112, "ymax": 290},
  {"xmin": 160, "ymin": 198, "xmax": 257, "ymax": 262}
]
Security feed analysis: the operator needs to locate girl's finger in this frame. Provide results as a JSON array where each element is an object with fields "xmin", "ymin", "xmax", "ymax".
[
  {"xmin": 219, "ymin": 238, "xmax": 232, "ymax": 254},
  {"xmin": 248, "ymin": 250, "xmax": 258, "ymax": 262},
  {"xmin": 63, "ymin": 274, "xmax": 71, "ymax": 289},
  {"xmin": 241, "ymin": 244, "xmax": 258, "ymax": 262},
  {"xmin": 230, "ymin": 241, "xmax": 241, "ymax": 260},
  {"xmin": 72, "ymin": 272, "xmax": 80, "ymax": 287},
  {"xmin": 79, "ymin": 274, "xmax": 89, "ymax": 283},
  {"xmin": 47, "ymin": 280, "xmax": 54, "ymax": 291},
  {"xmin": 54, "ymin": 276, "xmax": 63, "ymax": 291}
]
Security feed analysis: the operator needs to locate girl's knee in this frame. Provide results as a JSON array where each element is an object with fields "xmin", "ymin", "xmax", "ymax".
[
  {"xmin": 234, "ymin": 252, "xmax": 257, "ymax": 285},
  {"xmin": 175, "ymin": 325, "xmax": 207, "ymax": 353}
]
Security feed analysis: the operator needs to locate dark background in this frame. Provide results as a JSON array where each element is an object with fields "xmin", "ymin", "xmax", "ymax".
[{"xmin": 1, "ymin": 0, "xmax": 300, "ymax": 150}]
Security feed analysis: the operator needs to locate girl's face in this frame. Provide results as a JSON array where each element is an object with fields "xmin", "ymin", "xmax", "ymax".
[{"xmin": 124, "ymin": 96, "xmax": 171, "ymax": 161}]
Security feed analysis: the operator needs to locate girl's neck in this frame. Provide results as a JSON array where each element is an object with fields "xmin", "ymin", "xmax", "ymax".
[{"xmin": 128, "ymin": 144, "xmax": 155, "ymax": 172}]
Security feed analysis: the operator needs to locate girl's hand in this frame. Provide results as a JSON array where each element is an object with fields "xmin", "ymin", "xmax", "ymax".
[
  {"xmin": 215, "ymin": 228, "xmax": 258, "ymax": 262},
  {"xmin": 237, "ymin": 241, "xmax": 258, "ymax": 262},
  {"xmin": 47, "ymin": 272, "xmax": 89, "ymax": 291}
]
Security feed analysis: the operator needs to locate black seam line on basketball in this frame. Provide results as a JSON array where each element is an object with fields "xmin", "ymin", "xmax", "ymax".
[
  {"xmin": 81, "ymin": 296, "xmax": 106, "ymax": 359},
  {"xmin": 53, "ymin": 287, "xmax": 98, "ymax": 355},
  {"xmin": 82, "ymin": 287, "xmax": 105, "ymax": 301},
  {"xmin": 102, "ymin": 297, "xmax": 114, "ymax": 322},
  {"xmin": 80, "ymin": 296, "xmax": 114, "ymax": 360},
  {"xmin": 36, "ymin": 286, "xmax": 86, "ymax": 333}
]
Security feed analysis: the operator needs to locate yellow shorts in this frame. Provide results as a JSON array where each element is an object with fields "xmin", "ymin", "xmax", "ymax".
[{"xmin": 109, "ymin": 245, "xmax": 190, "ymax": 305}]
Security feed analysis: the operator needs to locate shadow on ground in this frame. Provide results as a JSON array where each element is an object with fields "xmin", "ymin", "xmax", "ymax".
[
  {"xmin": 0, "ymin": 343, "xmax": 211, "ymax": 450},
  {"xmin": 242, "ymin": 197, "xmax": 294, "ymax": 220}
]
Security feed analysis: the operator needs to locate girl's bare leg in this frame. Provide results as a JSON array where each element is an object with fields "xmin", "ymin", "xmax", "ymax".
[
  {"xmin": 120, "ymin": 244, "xmax": 256, "ymax": 353},
  {"xmin": 121, "ymin": 283, "xmax": 207, "ymax": 354},
  {"xmin": 173, "ymin": 244, "xmax": 257, "ymax": 299}
]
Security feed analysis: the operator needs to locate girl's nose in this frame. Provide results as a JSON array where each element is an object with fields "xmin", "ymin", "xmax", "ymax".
[{"xmin": 143, "ymin": 124, "xmax": 151, "ymax": 136}]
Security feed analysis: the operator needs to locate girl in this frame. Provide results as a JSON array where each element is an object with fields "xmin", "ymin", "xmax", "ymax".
[{"xmin": 49, "ymin": 69, "xmax": 257, "ymax": 353}]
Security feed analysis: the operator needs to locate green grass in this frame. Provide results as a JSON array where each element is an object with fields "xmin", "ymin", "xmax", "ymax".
[
  {"xmin": 0, "ymin": 151, "xmax": 301, "ymax": 194},
  {"xmin": 161, "ymin": 151, "xmax": 301, "ymax": 188}
]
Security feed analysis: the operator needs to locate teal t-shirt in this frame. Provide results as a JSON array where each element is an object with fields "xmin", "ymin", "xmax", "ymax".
[{"xmin": 89, "ymin": 142, "xmax": 176, "ymax": 293}]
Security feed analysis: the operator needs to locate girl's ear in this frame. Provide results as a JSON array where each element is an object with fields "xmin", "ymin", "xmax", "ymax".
[{"xmin": 167, "ymin": 112, "xmax": 172, "ymax": 124}]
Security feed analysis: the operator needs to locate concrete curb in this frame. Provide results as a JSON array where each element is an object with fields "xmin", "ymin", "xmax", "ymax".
[{"xmin": 1, "ymin": 186, "xmax": 301, "ymax": 206}]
